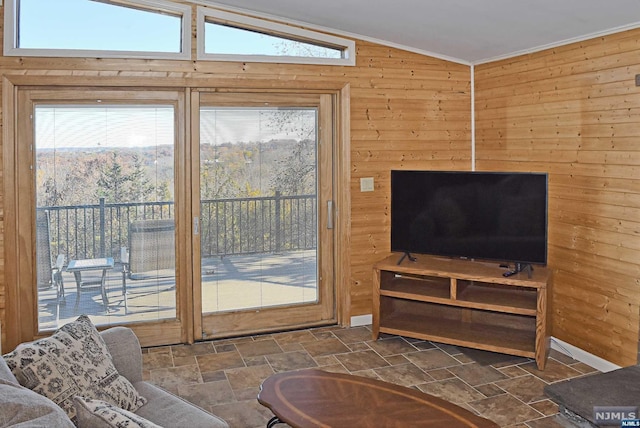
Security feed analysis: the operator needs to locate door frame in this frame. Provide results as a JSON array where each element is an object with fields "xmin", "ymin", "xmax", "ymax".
[
  {"xmin": 192, "ymin": 90, "xmax": 338, "ymax": 340},
  {"xmin": 8, "ymin": 85, "xmax": 190, "ymax": 348},
  {"xmin": 1, "ymin": 74, "xmax": 351, "ymax": 351}
]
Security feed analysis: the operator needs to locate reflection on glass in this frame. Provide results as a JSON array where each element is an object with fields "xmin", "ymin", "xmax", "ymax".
[
  {"xmin": 35, "ymin": 105, "xmax": 176, "ymax": 330},
  {"xmin": 205, "ymin": 21, "xmax": 342, "ymax": 58},
  {"xmin": 200, "ymin": 107, "xmax": 318, "ymax": 313}
]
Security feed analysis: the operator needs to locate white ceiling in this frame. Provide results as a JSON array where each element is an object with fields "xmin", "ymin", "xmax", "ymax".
[{"xmin": 203, "ymin": 0, "xmax": 640, "ymax": 64}]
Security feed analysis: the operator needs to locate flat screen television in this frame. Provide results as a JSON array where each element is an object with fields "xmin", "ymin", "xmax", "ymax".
[{"xmin": 391, "ymin": 170, "xmax": 548, "ymax": 266}]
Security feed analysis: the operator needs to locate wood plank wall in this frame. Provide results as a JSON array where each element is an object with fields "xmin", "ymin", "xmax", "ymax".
[
  {"xmin": 475, "ymin": 29, "xmax": 640, "ymax": 366},
  {"xmin": 0, "ymin": 3, "xmax": 471, "ymax": 348}
]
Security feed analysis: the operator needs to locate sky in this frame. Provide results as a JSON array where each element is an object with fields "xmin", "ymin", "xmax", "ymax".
[
  {"xmin": 35, "ymin": 106, "xmax": 316, "ymax": 149},
  {"xmin": 22, "ymin": 0, "xmax": 320, "ymax": 149},
  {"xmin": 18, "ymin": 0, "xmax": 340, "ymax": 57},
  {"xmin": 35, "ymin": 106, "xmax": 175, "ymax": 149},
  {"xmin": 19, "ymin": 0, "xmax": 181, "ymax": 52}
]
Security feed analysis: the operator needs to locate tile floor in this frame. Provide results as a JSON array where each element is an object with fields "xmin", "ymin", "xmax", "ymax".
[{"xmin": 141, "ymin": 325, "xmax": 597, "ymax": 428}]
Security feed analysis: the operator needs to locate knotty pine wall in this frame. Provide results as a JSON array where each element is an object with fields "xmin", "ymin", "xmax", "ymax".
[
  {"xmin": 0, "ymin": 4, "xmax": 472, "ymax": 348},
  {"xmin": 475, "ymin": 28, "xmax": 640, "ymax": 366}
]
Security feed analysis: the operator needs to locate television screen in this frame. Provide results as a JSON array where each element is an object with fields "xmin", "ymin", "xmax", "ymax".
[{"xmin": 391, "ymin": 170, "xmax": 548, "ymax": 265}]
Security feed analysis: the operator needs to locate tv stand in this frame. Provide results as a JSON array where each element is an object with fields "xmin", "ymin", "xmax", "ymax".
[
  {"xmin": 503, "ymin": 263, "xmax": 533, "ymax": 278},
  {"xmin": 373, "ymin": 254, "xmax": 550, "ymax": 370},
  {"xmin": 397, "ymin": 252, "xmax": 416, "ymax": 265}
]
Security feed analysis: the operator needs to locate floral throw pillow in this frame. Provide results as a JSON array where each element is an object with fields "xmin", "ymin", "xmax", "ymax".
[
  {"xmin": 3, "ymin": 315, "xmax": 146, "ymax": 423},
  {"xmin": 74, "ymin": 396, "xmax": 160, "ymax": 428}
]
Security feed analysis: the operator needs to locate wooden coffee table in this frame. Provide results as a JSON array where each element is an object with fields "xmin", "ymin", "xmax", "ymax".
[{"xmin": 258, "ymin": 369, "xmax": 499, "ymax": 427}]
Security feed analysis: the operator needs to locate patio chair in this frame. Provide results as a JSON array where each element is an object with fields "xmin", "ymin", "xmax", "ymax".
[
  {"xmin": 53, "ymin": 254, "xmax": 66, "ymax": 301},
  {"xmin": 36, "ymin": 210, "xmax": 66, "ymax": 303},
  {"xmin": 121, "ymin": 219, "xmax": 176, "ymax": 312}
]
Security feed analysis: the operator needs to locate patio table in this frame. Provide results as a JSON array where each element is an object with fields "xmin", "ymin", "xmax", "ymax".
[{"xmin": 66, "ymin": 257, "xmax": 114, "ymax": 312}]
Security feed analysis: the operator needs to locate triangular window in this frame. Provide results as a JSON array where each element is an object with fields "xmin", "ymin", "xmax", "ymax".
[
  {"xmin": 197, "ymin": 8, "xmax": 355, "ymax": 66},
  {"xmin": 5, "ymin": 0, "xmax": 191, "ymax": 59}
]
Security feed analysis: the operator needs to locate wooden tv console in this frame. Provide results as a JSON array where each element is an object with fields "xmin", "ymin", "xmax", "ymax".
[{"xmin": 373, "ymin": 254, "xmax": 550, "ymax": 370}]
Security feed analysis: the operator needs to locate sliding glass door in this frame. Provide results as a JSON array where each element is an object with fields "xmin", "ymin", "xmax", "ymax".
[
  {"xmin": 16, "ymin": 89, "xmax": 188, "ymax": 346},
  {"xmin": 193, "ymin": 92, "xmax": 336, "ymax": 339},
  {"xmin": 10, "ymin": 86, "xmax": 337, "ymax": 348}
]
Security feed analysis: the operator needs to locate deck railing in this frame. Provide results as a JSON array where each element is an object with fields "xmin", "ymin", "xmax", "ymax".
[{"xmin": 40, "ymin": 192, "xmax": 316, "ymax": 262}]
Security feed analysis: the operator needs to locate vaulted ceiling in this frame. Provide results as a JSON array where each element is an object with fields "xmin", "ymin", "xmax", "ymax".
[{"xmin": 205, "ymin": 0, "xmax": 640, "ymax": 64}]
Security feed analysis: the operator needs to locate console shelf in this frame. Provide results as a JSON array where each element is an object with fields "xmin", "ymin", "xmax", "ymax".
[{"xmin": 373, "ymin": 254, "xmax": 550, "ymax": 369}]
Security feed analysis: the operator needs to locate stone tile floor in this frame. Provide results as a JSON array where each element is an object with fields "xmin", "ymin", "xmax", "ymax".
[{"xmin": 141, "ymin": 325, "xmax": 598, "ymax": 427}]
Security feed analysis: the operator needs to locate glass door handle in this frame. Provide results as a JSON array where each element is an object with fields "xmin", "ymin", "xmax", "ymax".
[{"xmin": 327, "ymin": 200, "xmax": 334, "ymax": 229}]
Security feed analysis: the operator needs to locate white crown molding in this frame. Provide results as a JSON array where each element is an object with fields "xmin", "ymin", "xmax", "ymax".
[
  {"xmin": 189, "ymin": 0, "xmax": 472, "ymax": 66},
  {"xmin": 142, "ymin": 0, "xmax": 640, "ymax": 66},
  {"xmin": 353, "ymin": 38, "xmax": 472, "ymax": 66},
  {"xmin": 474, "ymin": 21, "xmax": 640, "ymax": 65}
]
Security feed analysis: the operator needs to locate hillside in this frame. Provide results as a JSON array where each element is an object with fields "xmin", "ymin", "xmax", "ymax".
[{"xmin": 35, "ymin": 139, "xmax": 315, "ymax": 207}]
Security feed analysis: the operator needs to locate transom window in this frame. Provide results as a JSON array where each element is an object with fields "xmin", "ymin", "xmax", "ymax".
[
  {"xmin": 4, "ymin": 0, "xmax": 356, "ymax": 65},
  {"xmin": 204, "ymin": 23, "xmax": 342, "ymax": 59},
  {"xmin": 4, "ymin": 0, "xmax": 191, "ymax": 59},
  {"xmin": 196, "ymin": 8, "xmax": 355, "ymax": 66}
]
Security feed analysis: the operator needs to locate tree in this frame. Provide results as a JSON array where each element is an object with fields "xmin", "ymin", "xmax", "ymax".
[
  {"xmin": 96, "ymin": 152, "xmax": 153, "ymax": 203},
  {"xmin": 96, "ymin": 152, "xmax": 127, "ymax": 202},
  {"xmin": 274, "ymin": 39, "xmax": 339, "ymax": 59},
  {"xmin": 272, "ymin": 139, "xmax": 315, "ymax": 195},
  {"xmin": 200, "ymin": 158, "xmax": 235, "ymax": 200},
  {"xmin": 155, "ymin": 180, "xmax": 172, "ymax": 201},
  {"xmin": 128, "ymin": 155, "xmax": 154, "ymax": 202},
  {"xmin": 39, "ymin": 176, "xmax": 64, "ymax": 207},
  {"xmin": 37, "ymin": 155, "xmax": 102, "ymax": 207},
  {"xmin": 262, "ymin": 109, "xmax": 317, "ymax": 196}
]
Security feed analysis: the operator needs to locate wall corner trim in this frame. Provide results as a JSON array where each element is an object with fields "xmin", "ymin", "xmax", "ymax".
[{"xmin": 470, "ymin": 64, "xmax": 475, "ymax": 171}]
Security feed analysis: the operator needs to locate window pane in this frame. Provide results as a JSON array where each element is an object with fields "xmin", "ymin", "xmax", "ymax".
[
  {"xmin": 204, "ymin": 21, "xmax": 343, "ymax": 59},
  {"xmin": 35, "ymin": 105, "xmax": 177, "ymax": 330},
  {"xmin": 18, "ymin": 0, "xmax": 182, "ymax": 53},
  {"xmin": 199, "ymin": 107, "xmax": 319, "ymax": 313}
]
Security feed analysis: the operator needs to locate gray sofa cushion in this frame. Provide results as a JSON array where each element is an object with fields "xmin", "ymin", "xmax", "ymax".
[
  {"xmin": 3, "ymin": 315, "xmax": 146, "ymax": 423},
  {"xmin": 100, "ymin": 327, "xmax": 143, "ymax": 384},
  {"xmin": 74, "ymin": 396, "xmax": 161, "ymax": 428},
  {"xmin": 0, "ymin": 379, "xmax": 74, "ymax": 428},
  {"xmin": 99, "ymin": 327, "xmax": 229, "ymax": 428},
  {"xmin": 134, "ymin": 381, "xmax": 229, "ymax": 428},
  {"xmin": 1, "ymin": 324, "xmax": 229, "ymax": 428},
  {"xmin": 0, "ymin": 358, "xmax": 18, "ymax": 384}
]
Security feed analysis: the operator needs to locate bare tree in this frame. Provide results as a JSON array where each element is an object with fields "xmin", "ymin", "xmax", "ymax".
[
  {"xmin": 261, "ymin": 109, "xmax": 317, "ymax": 196},
  {"xmin": 37, "ymin": 156, "xmax": 102, "ymax": 207}
]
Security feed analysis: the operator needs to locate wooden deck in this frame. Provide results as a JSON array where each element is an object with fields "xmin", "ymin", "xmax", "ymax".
[{"xmin": 37, "ymin": 250, "xmax": 317, "ymax": 331}]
